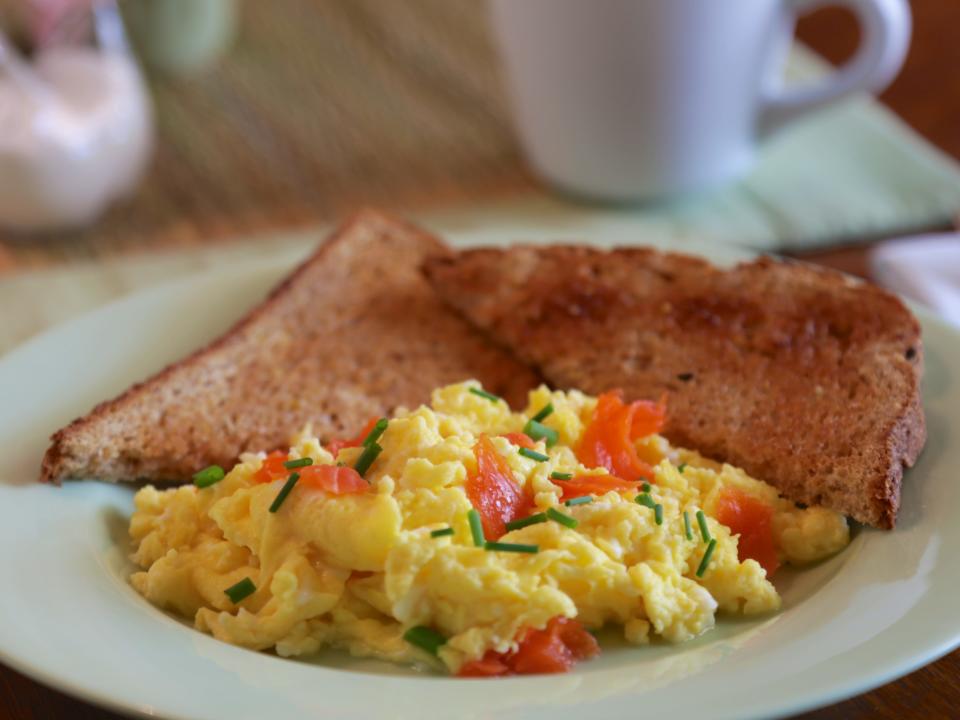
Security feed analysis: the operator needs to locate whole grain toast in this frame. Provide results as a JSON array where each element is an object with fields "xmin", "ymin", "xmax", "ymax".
[
  {"xmin": 40, "ymin": 210, "xmax": 539, "ymax": 483},
  {"xmin": 424, "ymin": 245, "xmax": 925, "ymax": 529}
]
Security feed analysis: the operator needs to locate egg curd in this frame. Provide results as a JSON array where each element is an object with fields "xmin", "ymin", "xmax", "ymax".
[{"xmin": 129, "ymin": 381, "xmax": 849, "ymax": 676}]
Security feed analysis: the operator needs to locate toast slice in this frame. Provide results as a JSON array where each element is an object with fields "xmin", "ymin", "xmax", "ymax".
[
  {"xmin": 40, "ymin": 210, "xmax": 539, "ymax": 483},
  {"xmin": 424, "ymin": 246, "xmax": 925, "ymax": 528}
]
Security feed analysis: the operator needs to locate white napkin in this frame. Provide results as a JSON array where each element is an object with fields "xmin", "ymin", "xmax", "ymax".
[{"xmin": 871, "ymin": 233, "xmax": 960, "ymax": 326}]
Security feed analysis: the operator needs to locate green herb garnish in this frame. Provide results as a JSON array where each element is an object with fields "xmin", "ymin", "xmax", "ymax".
[
  {"xmin": 683, "ymin": 511, "xmax": 693, "ymax": 540},
  {"xmin": 362, "ymin": 418, "xmax": 389, "ymax": 447},
  {"xmin": 696, "ymin": 539, "xmax": 718, "ymax": 577},
  {"xmin": 269, "ymin": 472, "xmax": 300, "ymax": 513},
  {"xmin": 192, "ymin": 465, "xmax": 225, "ymax": 488},
  {"xmin": 404, "ymin": 626, "xmax": 447, "ymax": 656},
  {"xmin": 546, "ymin": 507, "xmax": 578, "ymax": 529},
  {"xmin": 531, "ymin": 403, "xmax": 554, "ymax": 423},
  {"xmin": 519, "ymin": 447, "xmax": 549, "ymax": 462},
  {"xmin": 354, "ymin": 442, "xmax": 383, "ymax": 478},
  {"xmin": 641, "ymin": 482, "xmax": 652, "ymax": 493},
  {"xmin": 677, "ymin": 463, "xmax": 687, "ymax": 473},
  {"xmin": 467, "ymin": 508, "xmax": 485, "ymax": 546},
  {"xmin": 654, "ymin": 503, "xmax": 664, "ymax": 526},
  {"xmin": 224, "ymin": 577, "xmax": 256, "ymax": 603},
  {"xmin": 484, "ymin": 541, "xmax": 540, "ymax": 554},
  {"xmin": 696, "ymin": 510, "xmax": 711, "ymax": 543},
  {"xmin": 430, "ymin": 527, "xmax": 454, "ymax": 538},
  {"xmin": 505, "ymin": 513, "xmax": 547, "ymax": 531},
  {"xmin": 283, "ymin": 457, "xmax": 313, "ymax": 470},
  {"xmin": 550, "ymin": 471, "xmax": 572, "ymax": 481},
  {"xmin": 635, "ymin": 493, "xmax": 656, "ymax": 509},
  {"xmin": 565, "ymin": 496, "xmax": 593, "ymax": 507},
  {"xmin": 523, "ymin": 419, "xmax": 558, "ymax": 448},
  {"xmin": 469, "ymin": 387, "xmax": 502, "ymax": 403}
]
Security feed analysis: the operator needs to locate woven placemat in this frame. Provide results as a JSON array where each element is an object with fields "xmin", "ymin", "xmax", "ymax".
[{"xmin": 1, "ymin": 0, "xmax": 959, "ymax": 272}]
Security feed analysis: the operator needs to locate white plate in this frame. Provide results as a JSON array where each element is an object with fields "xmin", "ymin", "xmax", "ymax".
[{"xmin": 0, "ymin": 248, "xmax": 958, "ymax": 720}]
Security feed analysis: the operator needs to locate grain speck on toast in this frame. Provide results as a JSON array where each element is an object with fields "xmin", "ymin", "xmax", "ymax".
[
  {"xmin": 40, "ymin": 210, "xmax": 539, "ymax": 484},
  {"xmin": 423, "ymin": 245, "xmax": 925, "ymax": 529}
]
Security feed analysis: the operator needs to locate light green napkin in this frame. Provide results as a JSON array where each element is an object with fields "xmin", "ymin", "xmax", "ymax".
[{"xmin": 713, "ymin": 46, "xmax": 960, "ymax": 250}]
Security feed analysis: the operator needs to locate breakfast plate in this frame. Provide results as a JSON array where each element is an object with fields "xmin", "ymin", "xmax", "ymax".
[{"xmin": 0, "ymin": 242, "xmax": 958, "ymax": 720}]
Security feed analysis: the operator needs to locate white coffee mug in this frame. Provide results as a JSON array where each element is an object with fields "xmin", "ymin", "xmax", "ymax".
[{"xmin": 489, "ymin": 0, "xmax": 911, "ymax": 201}]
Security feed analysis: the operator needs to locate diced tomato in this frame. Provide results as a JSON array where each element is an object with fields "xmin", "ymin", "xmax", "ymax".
[
  {"xmin": 456, "ymin": 617, "xmax": 599, "ymax": 678},
  {"xmin": 501, "ymin": 432, "xmax": 536, "ymax": 450},
  {"xmin": 514, "ymin": 617, "xmax": 599, "ymax": 673},
  {"xmin": 557, "ymin": 474, "xmax": 640, "ymax": 501},
  {"xmin": 630, "ymin": 394, "xmax": 667, "ymax": 440},
  {"xmin": 457, "ymin": 652, "xmax": 511, "ymax": 677},
  {"xmin": 555, "ymin": 617, "xmax": 602, "ymax": 660},
  {"xmin": 327, "ymin": 416, "xmax": 380, "ymax": 457},
  {"xmin": 510, "ymin": 622, "xmax": 574, "ymax": 674},
  {"xmin": 466, "ymin": 434, "xmax": 530, "ymax": 541},
  {"xmin": 714, "ymin": 488, "xmax": 780, "ymax": 576},
  {"xmin": 298, "ymin": 464, "xmax": 368, "ymax": 494},
  {"xmin": 577, "ymin": 390, "xmax": 665, "ymax": 481},
  {"xmin": 254, "ymin": 450, "xmax": 289, "ymax": 483}
]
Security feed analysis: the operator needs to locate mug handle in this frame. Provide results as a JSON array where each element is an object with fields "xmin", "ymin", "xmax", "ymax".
[{"xmin": 759, "ymin": 0, "xmax": 911, "ymax": 135}]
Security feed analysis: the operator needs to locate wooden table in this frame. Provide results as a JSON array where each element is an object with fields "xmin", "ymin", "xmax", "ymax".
[{"xmin": 2, "ymin": 1, "xmax": 959, "ymax": 718}]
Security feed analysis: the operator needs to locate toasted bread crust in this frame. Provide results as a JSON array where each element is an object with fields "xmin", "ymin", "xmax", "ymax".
[
  {"xmin": 424, "ymin": 246, "xmax": 926, "ymax": 529},
  {"xmin": 41, "ymin": 210, "xmax": 539, "ymax": 483}
]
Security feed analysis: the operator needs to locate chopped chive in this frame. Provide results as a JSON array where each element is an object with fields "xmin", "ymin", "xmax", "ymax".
[
  {"xmin": 484, "ymin": 541, "xmax": 539, "ymax": 554},
  {"xmin": 224, "ymin": 577, "xmax": 256, "ymax": 603},
  {"xmin": 430, "ymin": 527, "xmax": 455, "ymax": 538},
  {"xmin": 269, "ymin": 472, "xmax": 300, "ymax": 513},
  {"xmin": 469, "ymin": 387, "xmax": 502, "ymax": 403},
  {"xmin": 654, "ymin": 504, "xmax": 664, "ymax": 526},
  {"xmin": 683, "ymin": 511, "xmax": 693, "ymax": 540},
  {"xmin": 635, "ymin": 493, "xmax": 656, "ymax": 509},
  {"xmin": 336, "ymin": 461, "xmax": 346, "ymax": 467},
  {"xmin": 354, "ymin": 442, "xmax": 383, "ymax": 478},
  {"xmin": 519, "ymin": 447, "xmax": 550, "ymax": 462},
  {"xmin": 565, "ymin": 496, "xmax": 593, "ymax": 507},
  {"xmin": 467, "ymin": 508, "xmax": 485, "ymax": 546},
  {"xmin": 505, "ymin": 513, "xmax": 547, "ymax": 531},
  {"xmin": 696, "ymin": 510, "xmax": 711, "ymax": 543},
  {"xmin": 193, "ymin": 465, "xmax": 225, "ymax": 488},
  {"xmin": 283, "ymin": 457, "xmax": 313, "ymax": 469},
  {"xmin": 523, "ymin": 419, "xmax": 559, "ymax": 448},
  {"xmin": 546, "ymin": 507, "xmax": 578, "ymax": 529},
  {"xmin": 677, "ymin": 463, "xmax": 687, "ymax": 474},
  {"xmin": 403, "ymin": 626, "xmax": 447, "ymax": 656},
  {"xmin": 641, "ymin": 482, "xmax": 651, "ymax": 493},
  {"xmin": 550, "ymin": 471, "xmax": 572, "ymax": 481},
  {"xmin": 531, "ymin": 403, "xmax": 554, "ymax": 423},
  {"xmin": 362, "ymin": 418, "xmax": 389, "ymax": 447},
  {"xmin": 696, "ymin": 539, "xmax": 718, "ymax": 577}
]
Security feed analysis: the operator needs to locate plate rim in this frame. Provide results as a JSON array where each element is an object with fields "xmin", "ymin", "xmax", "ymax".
[{"xmin": 0, "ymin": 251, "xmax": 957, "ymax": 720}]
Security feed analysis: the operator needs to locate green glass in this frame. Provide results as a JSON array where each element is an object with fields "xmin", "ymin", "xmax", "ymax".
[{"xmin": 120, "ymin": 0, "xmax": 237, "ymax": 75}]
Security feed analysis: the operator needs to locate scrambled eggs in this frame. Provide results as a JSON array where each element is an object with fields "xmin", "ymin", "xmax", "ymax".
[{"xmin": 129, "ymin": 381, "xmax": 849, "ymax": 675}]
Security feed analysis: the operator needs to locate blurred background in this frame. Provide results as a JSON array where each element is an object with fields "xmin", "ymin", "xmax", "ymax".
[
  {"xmin": 0, "ymin": 0, "xmax": 539, "ymax": 266},
  {"xmin": 0, "ymin": 0, "xmax": 957, "ymax": 272}
]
